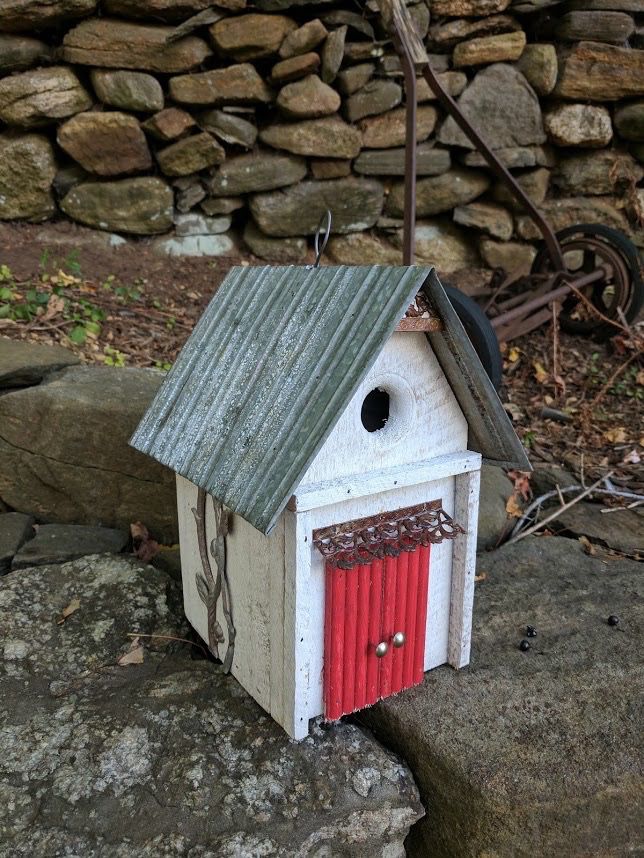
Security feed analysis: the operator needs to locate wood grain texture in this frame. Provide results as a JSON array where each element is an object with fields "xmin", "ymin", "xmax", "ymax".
[
  {"xmin": 375, "ymin": 0, "xmax": 429, "ymax": 66},
  {"xmin": 291, "ymin": 450, "xmax": 480, "ymax": 512},
  {"xmin": 448, "ymin": 467, "xmax": 481, "ymax": 669}
]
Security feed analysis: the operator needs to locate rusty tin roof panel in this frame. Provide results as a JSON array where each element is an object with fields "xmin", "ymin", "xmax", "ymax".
[{"xmin": 130, "ymin": 264, "xmax": 431, "ymax": 534}]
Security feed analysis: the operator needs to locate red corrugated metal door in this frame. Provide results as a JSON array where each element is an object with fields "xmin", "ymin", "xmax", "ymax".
[{"xmin": 324, "ymin": 545, "xmax": 430, "ymax": 721}]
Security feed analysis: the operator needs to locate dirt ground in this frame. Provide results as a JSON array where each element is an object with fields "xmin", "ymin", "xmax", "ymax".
[{"xmin": 1, "ymin": 221, "xmax": 642, "ymax": 496}]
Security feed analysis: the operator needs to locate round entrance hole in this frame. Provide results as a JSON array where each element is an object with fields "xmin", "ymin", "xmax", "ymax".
[{"xmin": 361, "ymin": 387, "xmax": 390, "ymax": 432}]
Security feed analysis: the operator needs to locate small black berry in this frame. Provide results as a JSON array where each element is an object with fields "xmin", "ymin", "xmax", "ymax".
[
  {"xmin": 607, "ymin": 615, "xmax": 620, "ymax": 627},
  {"xmin": 519, "ymin": 639, "xmax": 531, "ymax": 652},
  {"xmin": 526, "ymin": 625, "xmax": 537, "ymax": 638}
]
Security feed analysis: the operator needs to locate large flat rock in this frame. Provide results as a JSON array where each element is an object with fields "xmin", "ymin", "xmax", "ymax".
[
  {"xmin": 0, "ymin": 337, "xmax": 79, "ymax": 388},
  {"xmin": 0, "ymin": 555, "xmax": 423, "ymax": 855},
  {"xmin": 361, "ymin": 536, "xmax": 643, "ymax": 856},
  {"xmin": 0, "ymin": 365, "xmax": 177, "ymax": 542}
]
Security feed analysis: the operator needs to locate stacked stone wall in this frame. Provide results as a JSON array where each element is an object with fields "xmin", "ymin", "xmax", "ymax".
[{"xmin": 0, "ymin": 0, "xmax": 643, "ymax": 270}]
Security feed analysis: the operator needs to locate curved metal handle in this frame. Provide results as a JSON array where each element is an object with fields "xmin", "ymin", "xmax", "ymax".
[
  {"xmin": 313, "ymin": 209, "xmax": 332, "ymax": 268},
  {"xmin": 375, "ymin": 641, "xmax": 389, "ymax": 658},
  {"xmin": 392, "ymin": 631, "xmax": 406, "ymax": 648}
]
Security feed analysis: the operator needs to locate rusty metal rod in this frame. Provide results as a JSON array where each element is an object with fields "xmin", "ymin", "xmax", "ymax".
[
  {"xmin": 419, "ymin": 63, "xmax": 566, "ymax": 272},
  {"xmin": 490, "ymin": 267, "xmax": 606, "ymax": 328},
  {"xmin": 397, "ymin": 33, "xmax": 417, "ymax": 266}
]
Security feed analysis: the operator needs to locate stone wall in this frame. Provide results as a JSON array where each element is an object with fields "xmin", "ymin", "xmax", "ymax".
[{"xmin": 0, "ymin": 0, "xmax": 643, "ymax": 271}]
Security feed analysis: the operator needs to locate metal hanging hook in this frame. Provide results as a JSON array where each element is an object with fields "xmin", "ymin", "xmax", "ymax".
[{"xmin": 313, "ymin": 209, "xmax": 332, "ymax": 268}]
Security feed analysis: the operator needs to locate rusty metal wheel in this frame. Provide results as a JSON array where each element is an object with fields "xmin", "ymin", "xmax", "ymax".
[{"xmin": 531, "ymin": 224, "xmax": 643, "ymax": 338}]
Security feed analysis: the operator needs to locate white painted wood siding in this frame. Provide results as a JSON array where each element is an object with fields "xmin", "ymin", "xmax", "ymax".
[{"xmin": 299, "ymin": 332, "xmax": 468, "ymax": 487}]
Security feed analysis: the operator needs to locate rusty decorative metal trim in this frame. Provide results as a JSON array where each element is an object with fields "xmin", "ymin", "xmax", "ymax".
[
  {"xmin": 192, "ymin": 488, "xmax": 236, "ymax": 672},
  {"xmin": 313, "ymin": 500, "xmax": 464, "ymax": 570}
]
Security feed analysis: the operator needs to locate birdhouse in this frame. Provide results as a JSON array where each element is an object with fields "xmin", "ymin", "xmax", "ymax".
[{"xmin": 131, "ymin": 264, "xmax": 528, "ymax": 740}]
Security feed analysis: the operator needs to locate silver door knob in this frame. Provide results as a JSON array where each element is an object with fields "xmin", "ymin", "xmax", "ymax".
[
  {"xmin": 392, "ymin": 631, "xmax": 406, "ymax": 648},
  {"xmin": 375, "ymin": 641, "xmax": 389, "ymax": 658}
]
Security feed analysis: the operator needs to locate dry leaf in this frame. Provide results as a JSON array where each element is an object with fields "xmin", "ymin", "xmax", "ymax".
[
  {"xmin": 508, "ymin": 346, "xmax": 521, "ymax": 363},
  {"xmin": 130, "ymin": 520, "xmax": 160, "ymax": 563},
  {"xmin": 636, "ymin": 369, "xmax": 644, "ymax": 386},
  {"xmin": 57, "ymin": 597, "xmax": 80, "ymax": 625},
  {"xmin": 533, "ymin": 361, "xmax": 548, "ymax": 384},
  {"xmin": 474, "ymin": 571, "xmax": 487, "ymax": 583},
  {"xmin": 503, "ymin": 401, "xmax": 524, "ymax": 421},
  {"xmin": 579, "ymin": 535, "xmax": 597, "ymax": 556},
  {"xmin": 43, "ymin": 294, "xmax": 66, "ymax": 321},
  {"xmin": 622, "ymin": 448, "xmax": 641, "ymax": 465},
  {"xmin": 604, "ymin": 427, "xmax": 627, "ymax": 444},
  {"xmin": 118, "ymin": 636, "xmax": 145, "ymax": 666},
  {"xmin": 507, "ymin": 469, "xmax": 532, "ymax": 501},
  {"xmin": 506, "ymin": 493, "xmax": 524, "ymax": 518}
]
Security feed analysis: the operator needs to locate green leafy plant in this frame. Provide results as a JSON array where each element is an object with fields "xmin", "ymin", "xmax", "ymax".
[{"xmin": 103, "ymin": 346, "xmax": 127, "ymax": 367}]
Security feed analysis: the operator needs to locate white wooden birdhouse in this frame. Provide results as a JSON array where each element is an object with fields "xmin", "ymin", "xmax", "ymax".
[{"xmin": 132, "ymin": 264, "xmax": 528, "ymax": 740}]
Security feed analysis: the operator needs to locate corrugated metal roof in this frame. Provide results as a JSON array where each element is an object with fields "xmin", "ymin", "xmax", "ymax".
[
  {"xmin": 421, "ymin": 270, "xmax": 531, "ymax": 472},
  {"xmin": 131, "ymin": 264, "xmax": 430, "ymax": 534}
]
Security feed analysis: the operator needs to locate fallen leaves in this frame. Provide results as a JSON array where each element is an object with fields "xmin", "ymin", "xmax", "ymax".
[
  {"xmin": 604, "ymin": 427, "xmax": 628, "ymax": 444},
  {"xmin": 117, "ymin": 636, "xmax": 145, "ymax": 666},
  {"xmin": 131, "ymin": 521, "xmax": 159, "ymax": 564},
  {"xmin": 57, "ymin": 597, "xmax": 80, "ymax": 625},
  {"xmin": 505, "ymin": 493, "xmax": 524, "ymax": 518},
  {"xmin": 533, "ymin": 360, "xmax": 549, "ymax": 385}
]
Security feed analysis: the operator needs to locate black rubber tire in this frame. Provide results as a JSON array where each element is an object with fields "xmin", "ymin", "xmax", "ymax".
[
  {"xmin": 531, "ymin": 223, "xmax": 643, "ymax": 339},
  {"xmin": 444, "ymin": 284, "xmax": 504, "ymax": 391}
]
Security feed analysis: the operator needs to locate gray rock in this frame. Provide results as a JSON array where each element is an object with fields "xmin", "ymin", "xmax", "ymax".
[
  {"xmin": 553, "ymin": 502, "xmax": 643, "ymax": 556},
  {"xmin": 0, "ymin": 34, "xmax": 51, "ymax": 73},
  {"xmin": 199, "ymin": 108, "xmax": 257, "ymax": 148},
  {"xmin": 328, "ymin": 232, "xmax": 402, "ymax": 266},
  {"xmin": 360, "ymin": 105, "xmax": 438, "ymax": 149},
  {"xmin": 270, "ymin": 51, "xmax": 321, "ymax": 84},
  {"xmin": 141, "ymin": 107, "xmax": 196, "ymax": 141},
  {"xmin": 321, "ymin": 24, "xmax": 347, "ymax": 83},
  {"xmin": 309, "ymin": 158, "xmax": 352, "ymax": 179},
  {"xmin": 0, "ymin": 365, "xmax": 177, "ymax": 542},
  {"xmin": 361, "ymin": 537, "xmax": 643, "ymax": 856},
  {"xmin": 200, "ymin": 195, "xmax": 244, "ymax": 215},
  {"xmin": 0, "ymin": 66, "xmax": 92, "ymax": 129},
  {"xmin": 53, "ymin": 163, "xmax": 88, "ymax": 198},
  {"xmin": 243, "ymin": 220, "xmax": 307, "ymax": 263},
  {"xmin": 209, "ymin": 13, "xmax": 296, "ymax": 61},
  {"xmin": 544, "ymin": 103, "xmax": 613, "ymax": 148},
  {"xmin": 0, "ymin": 513, "xmax": 34, "ymax": 575},
  {"xmin": 12, "ymin": 524, "xmax": 129, "ymax": 570},
  {"xmin": 154, "ymin": 234, "xmax": 236, "ymax": 257},
  {"xmin": 554, "ymin": 41, "xmax": 644, "ymax": 101},
  {"xmin": 614, "ymin": 100, "xmax": 644, "ymax": 142},
  {"xmin": 156, "ymin": 132, "xmax": 225, "ymax": 177},
  {"xmin": 556, "ymin": 10, "xmax": 635, "ymax": 44},
  {"xmin": 336, "ymin": 62, "xmax": 375, "ymax": 96},
  {"xmin": 463, "ymin": 145, "xmax": 549, "ymax": 169},
  {"xmin": 387, "ymin": 168, "xmax": 491, "ymax": 218},
  {"xmin": 169, "ymin": 63, "xmax": 272, "ymax": 106},
  {"xmin": 174, "ymin": 213, "xmax": 231, "ymax": 235},
  {"xmin": 0, "ymin": 0, "xmax": 96, "ymax": 33},
  {"xmin": 175, "ymin": 181, "xmax": 206, "ymax": 213},
  {"xmin": 250, "ymin": 177, "xmax": 384, "ymax": 237},
  {"xmin": 439, "ymin": 64, "xmax": 545, "ymax": 150},
  {"xmin": 453, "ymin": 30, "xmax": 526, "ymax": 67},
  {"xmin": 61, "ymin": 177, "xmax": 174, "ymax": 235},
  {"xmin": 91, "ymin": 69, "xmax": 164, "ymax": 112},
  {"xmin": 516, "ymin": 196, "xmax": 629, "ymax": 240},
  {"xmin": 279, "ymin": 18, "xmax": 327, "ymax": 58},
  {"xmin": 492, "ymin": 166, "xmax": 550, "ymax": 212},
  {"xmin": 391, "ymin": 219, "xmax": 481, "ymax": 273},
  {"xmin": 0, "ymin": 338, "xmax": 79, "ymax": 389},
  {"xmin": 479, "ymin": 238, "xmax": 537, "ymax": 270},
  {"xmin": 453, "ymin": 201, "xmax": 514, "ymax": 241},
  {"xmin": 57, "ymin": 111, "xmax": 153, "ymax": 177},
  {"xmin": 0, "ymin": 553, "xmax": 423, "ymax": 855},
  {"xmin": 277, "ymin": 73, "xmax": 340, "ymax": 119},
  {"xmin": 477, "ymin": 464, "xmax": 513, "ymax": 550},
  {"xmin": 354, "ymin": 145, "xmax": 451, "ymax": 177},
  {"xmin": 207, "ymin": 150, "xmax": 306, "ymax": 195},
  {"xmin": 552, "ymin": 150, "xmax": 643, "ymax": 195},
  {"xmin": 63, "ymin": 19, "xmax": 211, "ymax": 73},
  {"xmin": 260, "ymin": 115, "xmax": 361, "ymax": 159},
  {"xmin": 0, "ymin": 134, "xmax": 57, "ymax": 222},
  {"xmin": 104, "ymin": 0, "xmax": 244, "ymax": 20},
  {"xmin": 344, "ymin": 79, "xmax": 402, "ymax": 123},
  {"xmin": 516, "ymin": 43, "xmax": 558, "ymax": 95}
]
